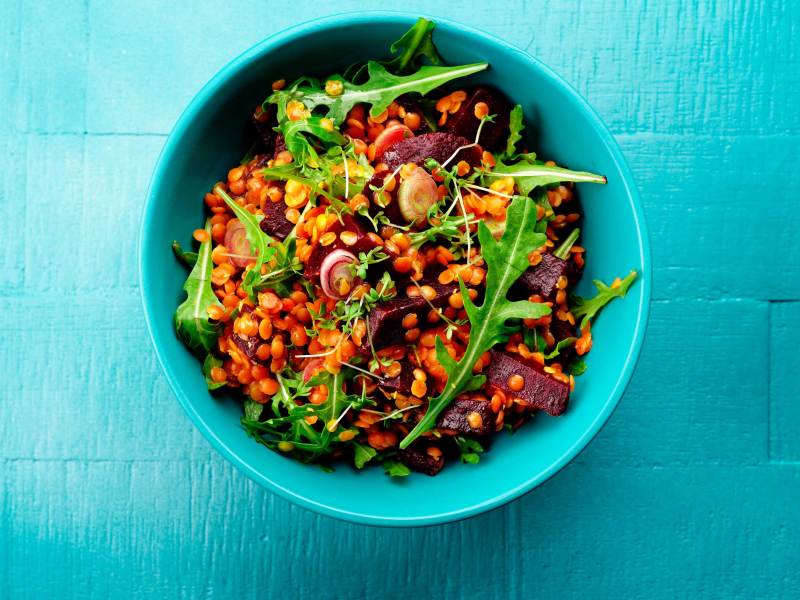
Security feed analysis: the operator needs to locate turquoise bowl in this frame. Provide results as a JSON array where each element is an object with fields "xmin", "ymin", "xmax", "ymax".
[{"xmin": 140, "ymin": 12, "xmax": 651, "ymax": 527}]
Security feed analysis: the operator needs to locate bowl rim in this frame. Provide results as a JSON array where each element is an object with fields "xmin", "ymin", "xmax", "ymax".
[{"xmin": 139, "ymin": 10, "xmax": 652, "ymax": 527}]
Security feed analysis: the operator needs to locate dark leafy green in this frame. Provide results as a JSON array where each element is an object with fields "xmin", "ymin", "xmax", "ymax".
[
  {"xmin": 353, "ymin": 442, "xmax": 377, "ymax": 469},
  {"xmin": 384, "ymin": 17, "xmax": 443, "ymax": 74},
  {"xmin": 455, "ymin": 437, "xmax": 485, "ymax": 464},
  {"xmin": 174, "ymin": 219, "xmax": 224, "ymax": 356},
  {"xmin": 216, "ymin": 187, "xmax": 279, "ymax": 299},
  {"xmin": 400, "ymin": 196, "xmax": 552, "ymax": 448},
  {"xmin": 383, "ymin": 459, "xmax": 411, "ymax": 477},
  {"xmin": 270, "ymin": 61, "xmax": 487, "ymax": 124},
  {"xmin": 203, "ymin": 354, "xmax": 226, "ymax": 390},
  {"xmin": 486, "ymin": 153, "xmax": 607, "ymax": 196},
  {"xmin": 572, "ymin": 270, "xmax": 638, "ymax": 329},
  {"xmin": 172, "ymin": 241, "xmax": 197, "ymax": 268},
  {"xmin": 504, "ymin": 104, "xmax": 524, "ymax": 157}
]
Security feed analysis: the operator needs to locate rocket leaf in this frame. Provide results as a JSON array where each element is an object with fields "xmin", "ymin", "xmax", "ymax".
[
  {"xmin": 216, "ymin": 187, "xmax": 278, "ymax": 300},
  {"xmin": 400, "ymin": 196, "xmax": 552, "ymax": 448},
  {"xmin": 174, "ymin": 219, "xmax": 224, "ymax": 356},
  {"xmin": 572, "ymin": 270, "xmax": 638, "ymax": 330},
  {"xmin": 485, "ymin": 154, "xmax": 607, "ymax": 196},
  {"xmin": 270, "ymin": 61, "xmax": 487, "ymax": 124}
]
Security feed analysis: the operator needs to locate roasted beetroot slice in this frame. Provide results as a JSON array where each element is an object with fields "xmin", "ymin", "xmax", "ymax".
[
  {"xmin": 366, "ymin": 296, "xmax": 429, "ymax": 349},
  {"xmin": 260, "ymin": 195, "xmax": 294, "ymax": 240},
  {"xmin": 231, "ymin": 333, "xmax": 262, "ymax": 363},
  {"xmin": 251, "ymin": 104, "xmax": 278, "ymax": 153},
  {"xmin": 437, "ymin": 398, "xmax": 495, "ymax": 436},
  {"xmin": 515, "ymin": 253, "xmax": 570, "ymax": 301},
  {"xmin": 379, "ymin": 361, "xmax": 414, "ymax": 395},
  {"xmin": 365, "ymin": 281, "xmax": 458, "ymax": 350},
  {"xmin": 443, "ymin": 86, "xmax": 511, "ymax": 150},
  {"xmin": 487, "ymin": 349, "xmax": 569, "ymax": 416},
  {"xmin": 381, "ymin": 132, "xmax": 481, "ymax": 170},
  {"xmin": 397, "ymin": 447, "xmax": 444, "ymax": 476},
  {"xmin": 273, "ymin": 133, "xmax": 287, "ymax": 158},
  {"xmin": 304, "ymin": 214, "xmax": 378, "ymax": 280}
]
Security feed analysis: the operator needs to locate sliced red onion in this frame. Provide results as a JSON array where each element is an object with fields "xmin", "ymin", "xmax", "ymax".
[
  {"xmin": 397, "ymin": 168, "xmax": 438, "ymax": 223},
  {"xmin": 373, "ymin": 124, "xmax": 413, "ymax": 159},
  {"xmin": 223, "ymin": 219, "xmax": 255, "ymax": 267},
  {"xmin": 320, "ymin": 249, "xmax": 357, "ymax": 299},
  {"xmin": 302, "ymin": 358, "xmax": 325, "ymax": 382}
]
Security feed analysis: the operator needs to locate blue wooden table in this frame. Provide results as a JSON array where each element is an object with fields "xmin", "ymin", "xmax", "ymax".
[{"xmin": 3, "ymin": 1, "xmax": 799, "ymax": 597}]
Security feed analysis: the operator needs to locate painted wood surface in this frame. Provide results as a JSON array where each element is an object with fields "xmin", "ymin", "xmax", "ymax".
[{"xmin": 2, "ymin": 1, "xmax": 799, "ymax": 598}]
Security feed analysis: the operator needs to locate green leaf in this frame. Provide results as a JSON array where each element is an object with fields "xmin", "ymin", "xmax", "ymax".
[
  {"xmin": 243, "ymin": 398, "xmax": 264, "ymax": 421},
  {"xmin": 202, "ymin": 354, "xmax": 226, "ymax": 390},
  {"xmin": 353, "ymin": 442, "xmax": 377, "ymax": 469},
  {"xmin": 455, "ymin": 436, "xmax": 484, "ymax": 464},
  {"xmin": 504, "ymin": 104, "xmax": 524, "ymax": 157},
  {"xmin": 280, "ymin": 61, "xmax": 487, "ymax": 124},
  {"xmin": 174, "ymin": 219, "xmax": 224, "ymax": 356},
  {"xmin": 400, "ymin": 196, "xmax": 552, "ymax": 448},
  {"xmin": 383, "ymin": 459, "xmax": 411, "ymax": 477},
  {"xmin": 545, "ymin": 337, "xmax": 577, "ymax": 360},
  {"xmin": 172, "ymin": 240, "xmax": 197, "ymax": 268},
  {"xmin": 216, "ymin": 187, "xmax": 278, "ymax": 299},
  {"xmin": 282, "ymin": 115, "xmax": 346, "ymax": 166},
  {"xmin": 486, "ymin": 155, "xmax": 607, "ymax": 196},
  {"xmin": 568, "ymin": 359, "xmax": 588, "ymax": 376},
  {"xmin": 572, "ymin": 270, "xmax": 638, "ymax": 330},
  {"xmin": 384, "ymin": 18, "xmax": 443, "ymax": 74}
]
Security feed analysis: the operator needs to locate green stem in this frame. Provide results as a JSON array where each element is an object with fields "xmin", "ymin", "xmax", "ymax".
[{"xmin": 553, "ymin": 227, "xmax": 580, "ymax": 260}]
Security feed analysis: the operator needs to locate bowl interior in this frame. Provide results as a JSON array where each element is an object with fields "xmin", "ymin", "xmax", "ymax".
[{"xmin": 141, "ymin": 14, "xmax": 649, "ymax": 526}]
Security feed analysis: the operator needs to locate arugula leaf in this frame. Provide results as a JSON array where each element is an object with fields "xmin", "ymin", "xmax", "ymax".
[
  {"xmin": 384, "ymin": 18, "xmax": 443, "ymax": 74},
  {"xmin": 486, "ymin": 155, "xmax": 607, "ymax": 196},
  {"xmin": 174, "ymin": 219, "xmax": 224, "ymax": 356},
  {"xmin": 202, "ymin": 354, "xmax": 226, "ymax": 390},
  {"xmin": 400, "ymin": 196, "xmax": 552, "ymax": 448},
  {"xmin": 172, "ymin": 240, "xmax": 197, "ymax": 268},
  {"xmin": 274, "ymin": 61, "xmax": 487, "ymax": 124},
  {"xmin": 455, "ymin": 436, "xmax": 484, "ymax": 464},
  {"xmin": 243, "ymin": 398, "xmax": 264, "ymax": 421},
  {"xmin": 353, "ymin": 442, "xmax": 377, "ymax": 469},
  {"xmin": 545, "ymin": 337, "xmax": 577, "ymax": 360},
  {"xmin": 568, "ymin": 359, "xmax": 588, "ymax": 376},
  {"xmin": 572, "ymin": 270, "xmax": 638, "ymax": 329},
  {"xmin": 383, "ymin": 459, "xmax": 411, "ymax": 477},
  {"xmin": 504, "ymin": 104, "xmax": 524, "ymax": 157},
  {"xmin": 216, "ymin": 187, "xmax": 278, "ymax": 299},
  {"xmin": 281, "ymin": 115, "xmax": 346, "ymax": 167}
]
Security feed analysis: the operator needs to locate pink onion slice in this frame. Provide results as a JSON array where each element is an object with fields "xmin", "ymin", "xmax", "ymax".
[
  {"xmin": 397, "ymin": 168, "xmax": 438, "ymax": 223},
  {"xmin": 320, "ymin": 249, "xmax": 357, "ymax": 299},
  {"xmin": 302, "ymin": 358, "xmax": 325, "ymax": 382},
  {"xmin": 373, "ymin": 124, "xmax": 413, "ymax": 159},
  {"xmin": 223, "ymin": 219, "xmax": 255, "ymax": 267}
]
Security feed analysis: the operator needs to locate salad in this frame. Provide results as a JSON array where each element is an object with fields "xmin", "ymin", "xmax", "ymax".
[{"xmin": 172, "ymin": 19, "xmax": 637, "ymax": 476}]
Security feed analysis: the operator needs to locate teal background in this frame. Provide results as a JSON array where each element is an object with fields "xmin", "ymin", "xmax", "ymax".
[{"xmin": 2, "ymin": 0, "xmax": 798, "ymax": 597}]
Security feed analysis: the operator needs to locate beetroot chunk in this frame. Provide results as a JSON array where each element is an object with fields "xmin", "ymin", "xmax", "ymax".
[
  {"xmin": 379, "ymin": 361, "xmax": 414, "ymax": 396},
  {"xmin": 251, "ymin": 104, "xmax": 278, "ymax": 154},
  {"xmin": 231, "ymin": 333, "xmax": 262, "ymax": 363},
  {"xmin": 515, "ymin": 253, "xmax": 570, "ymax": 301},
  {"xmin": 486, "ymin": 349, "xmax": 569, "ymax": 416},
  {"xmin": 437, "ymin": 398, "xmax": 495, "ymax": 436},
  {"xmin": 366, "ymin": 296, "xmax": 429, "ymax": 349},
  {"xmin": 397, "ymin": 447, "xmax": 444, "ymax": 476},
  {"xmin": 260, "ymin": 195, "xmax": 294, "ymax": 240},
  {"xmin": 365, "ymin": 281, "xmax": 457, "ymax": 350},
  {"xmin": 381, "ymin": 132, "xmax": 481, "ymax": 170},
  {"xmin": 443, "ymin": 86, "xmax": 511, "ymax": 150}
]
